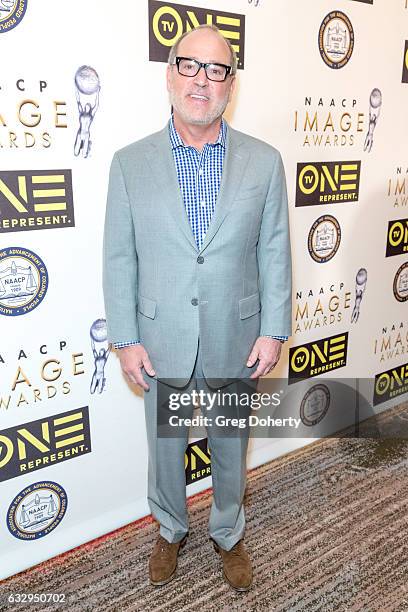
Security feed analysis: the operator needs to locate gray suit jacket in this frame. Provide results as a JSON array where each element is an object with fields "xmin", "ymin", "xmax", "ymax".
[{"xmin": 102, "ymin": 120, "xmax": 292, "ymax": 387}]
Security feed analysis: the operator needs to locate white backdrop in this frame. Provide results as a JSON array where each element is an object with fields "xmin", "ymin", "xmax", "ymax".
[{"xmin": 1, "ymin": 0, "xmax": 407, "ymax": 580}]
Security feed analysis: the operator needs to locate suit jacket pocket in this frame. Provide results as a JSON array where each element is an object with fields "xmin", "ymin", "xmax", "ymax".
[
  {"xmin": 137, "ymin": 295, "xmax": 157, "ymax": 319},
  {"xmin": 239, "ymin": 292, "xmax": 261, "ymax": 319}
]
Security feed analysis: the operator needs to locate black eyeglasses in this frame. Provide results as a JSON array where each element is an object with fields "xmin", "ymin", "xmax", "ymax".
[{"xmin": 173, "ymin": 57, "xmax": 232, "ymax": 82}]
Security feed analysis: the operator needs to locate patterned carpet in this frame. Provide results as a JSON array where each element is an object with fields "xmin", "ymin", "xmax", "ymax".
[{"xmin": 2, "ymin": 402, "xmax": 408, "ymax": 612}]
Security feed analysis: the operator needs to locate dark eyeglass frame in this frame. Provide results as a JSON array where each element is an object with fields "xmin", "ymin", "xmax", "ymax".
[{"xmin": 173, "ymin": 56, "xmax": 233, "ymax": 82}]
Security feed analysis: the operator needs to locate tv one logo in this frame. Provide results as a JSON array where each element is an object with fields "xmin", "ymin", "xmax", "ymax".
[
  {"xmin": 0, "ymin": 169, "xmax": 74, "ymax": 234},
  {"xmin": 403, "ymin": 41, "xmax": 408, "ymax": 83},
  {"xmin": 288, "ymin": 332, "xmax": 348, "ymax": 384},
  {"xmin": 0, "ymin": 407, "xmax": 91, "ymax": 482},
  {"xmin": 296, "ymin": 161, "xmax": 361, "ymax": 207},
  {"xmin": 374, "ymin": 362, "xmax": 408, "ymax": 406},
  {"xmin": 185, "ymin": 437, "xmax": 211, "ymax": 485},
  {"xmin": 148, "ymin": 0, "xmax": 245, "ymax": 69},
  {"xmin": 386, "ymin": 218, "xmax": 408, "ymax": 257}
]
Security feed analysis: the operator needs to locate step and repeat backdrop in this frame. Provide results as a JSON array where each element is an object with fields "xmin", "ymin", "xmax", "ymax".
[{"xmin": 0, "ymin": 0, "xmax": 407, "ymax": 580}]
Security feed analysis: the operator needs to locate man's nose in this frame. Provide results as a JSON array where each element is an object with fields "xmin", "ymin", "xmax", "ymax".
[{"xmin": 193, "ymin": 66, "xmax": 209, "ymax": 86}]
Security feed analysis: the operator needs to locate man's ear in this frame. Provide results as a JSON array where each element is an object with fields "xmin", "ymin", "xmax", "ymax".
[
  {"xmin": 228, "ymin": 75, "xmax": 236, "ymax": 102},
  {"xmin": 166, "ymin": 64, "xmax": 172, "ymax": 93}
]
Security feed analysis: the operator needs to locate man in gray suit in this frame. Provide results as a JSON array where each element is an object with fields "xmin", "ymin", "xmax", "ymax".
[{"xmin": 103, "ymin": 24, "xmax": 292, "ymax": 591}]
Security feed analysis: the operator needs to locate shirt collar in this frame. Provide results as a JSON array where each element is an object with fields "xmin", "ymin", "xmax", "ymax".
[{"xmin": 169, "ymin": 113, "xmax": 227, "ymax": 150}]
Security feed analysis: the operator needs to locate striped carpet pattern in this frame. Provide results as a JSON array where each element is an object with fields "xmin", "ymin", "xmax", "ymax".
[{"xmin": 1, "ymin": 401, "xmax": 408, "ymax": 611}]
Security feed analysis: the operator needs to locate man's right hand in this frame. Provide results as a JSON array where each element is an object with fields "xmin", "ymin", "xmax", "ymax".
[{"xmin": 116, "ymin": 344, "xmax": 156, "ymax": 391}]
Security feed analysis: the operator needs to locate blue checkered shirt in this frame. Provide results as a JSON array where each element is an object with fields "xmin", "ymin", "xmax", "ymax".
[{"xmin": 113, "ymin": 116, "xmax": 288, "ymax": 349}]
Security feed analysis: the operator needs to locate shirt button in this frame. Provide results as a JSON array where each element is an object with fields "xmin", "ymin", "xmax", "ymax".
[
  {"xmin": 197, "ymin": 256, "xmax": 204, "ymax": 264},
  {"xmin": 191, "ymin": 298, "xmax": 199, "ymax": 306}
]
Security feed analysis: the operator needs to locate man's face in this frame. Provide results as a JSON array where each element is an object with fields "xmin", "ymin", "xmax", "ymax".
[{"xmin": 167, "ymin": 29, "xmax": 236, "ymax": 127}]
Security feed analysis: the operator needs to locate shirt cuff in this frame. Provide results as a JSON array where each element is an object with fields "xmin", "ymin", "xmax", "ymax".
[
  {"xmin": 261, "ymin": 335, "xmax": 288, "ymax": 343},
  {"xmin": 113, "ymin": 340, "xmax": 141, "ymax": 349}
]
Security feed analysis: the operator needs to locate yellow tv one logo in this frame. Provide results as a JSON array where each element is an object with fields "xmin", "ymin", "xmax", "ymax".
[
  {"xmin": 0, "ymin": 408, "xmax": 91, "ymax": 482},
  {"xmin": 0, "ymin": 169, "xmax": 74, "ymax": 233},
  {"xmin": 374, "ymin": 363, "xmax": 408, "ymax": 405},
  {"xmin": 386, "ymin": 218, "xmax": 408, "ymax": 256},
  {"xmin": 296, "ymin": 161, "xmax": 360, "ymax": 206},
  {"xmin": 289, "ymin": 333, "xmax": 348, "ymax": 383},
  {"xmin": 402, "ymin": 41, "xmax": 408, "ymax": 83},
  {"xmin": 149, "ymin": 0, "xmax": 245, "ymax": 69},
  {"xmin": 185, "ymin": 438, "xmax": 211, "ymax": 484}
]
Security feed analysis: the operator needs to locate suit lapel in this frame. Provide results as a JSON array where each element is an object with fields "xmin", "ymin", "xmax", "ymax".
[
  {"xmin": 144, "ymin": 124, "xmax": 198, "ymax": 251},
  {"xmin": 144, "ymin": 121, "xmax": 250, "ymax": 254},
  {"xmin": 199, "ymin": 125, "xmax": 249, "ymax": 254}
]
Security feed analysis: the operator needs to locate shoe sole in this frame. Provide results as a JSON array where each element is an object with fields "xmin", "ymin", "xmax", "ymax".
[
  {"xmin": 149, "ymin": 534, "xmax": 188, "ymax": 587},
  {"xmin": 212, "ymin": 540, "xmax": 253, "ymax": 592}
]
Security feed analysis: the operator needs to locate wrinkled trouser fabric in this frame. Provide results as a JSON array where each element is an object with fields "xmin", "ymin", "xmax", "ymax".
[{"xmin": 143, "ymin": 338, "xmax": 252, "ymax": 551}]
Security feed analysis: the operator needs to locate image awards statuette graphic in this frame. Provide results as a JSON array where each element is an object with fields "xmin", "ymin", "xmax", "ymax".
[
  {"xmin": 0, "ymin": 0, "xmax": 28, "ymax": 33},
  {"xmin": 90, "ymin": 318, "xmax": 111, "ymax": 394},
  {"xmin": 364, "ymin": 88, "xmax": 382, "ymax": 153},
  {"xmin": 74, "ymin": 65, "xmax": 100, "ymax": 158},
  {"xmin": 351, "ymin": 268, "xmax": 367, "ymax": 323}
]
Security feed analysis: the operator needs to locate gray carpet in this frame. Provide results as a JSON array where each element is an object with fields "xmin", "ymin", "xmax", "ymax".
[{"xmin": 2, "ymin": 401, "xmax": 408, "ymax": 611}]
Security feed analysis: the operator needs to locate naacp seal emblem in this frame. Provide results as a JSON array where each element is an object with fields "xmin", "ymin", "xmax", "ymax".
[
  {"xmin": 7, "ymin": 481, "xmax": 68, "ymax": 540},
  {"xmin": 308, "ymin": 215, "xmax": 341, "ymax": 263},
  {"xmin": 393, "ymin": 262, "xmax": 408, "ymax": 302},
  {"xmin": 0, "ymin": 0, "xmax": 28, "ymax": 33},
  {"xmin": 0, "ymin": 246, "xmax": 48, "ymax": 316},
  {"xmin": 300, "ymin": 384, "xmax": 330, "ymax": 426},
  {"xmin": 319, "ymin": 11, "xmax": 354, "ymax": 69}
]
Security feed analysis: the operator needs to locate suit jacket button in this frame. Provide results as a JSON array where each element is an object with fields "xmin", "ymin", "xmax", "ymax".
[
  {"xmin": 197, "ymin": 256, "xmax": 204, "ymax": 264},
  {"xmin": 191, "ymin": 298, "xmax": 199, "ymax": 306}
]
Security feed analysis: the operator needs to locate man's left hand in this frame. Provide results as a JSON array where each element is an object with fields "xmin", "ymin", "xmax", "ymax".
[{"xmin": 246, "ymin": 337, "xmax": 282, "ymax": 379}]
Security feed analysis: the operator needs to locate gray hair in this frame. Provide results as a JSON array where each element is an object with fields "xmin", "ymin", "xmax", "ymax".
[{"xmin": 167, "ymin": 24, "xmax": 238, "ymax": 76}]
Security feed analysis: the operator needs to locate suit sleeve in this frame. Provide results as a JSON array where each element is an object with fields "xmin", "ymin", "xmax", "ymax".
[
  {"xmin": 102, "ymin": 152, "xmax": 140, "ymax": 344},
  {"xmin": 256, "ymin": 151, "xmax": 292, "ymax": 338}
]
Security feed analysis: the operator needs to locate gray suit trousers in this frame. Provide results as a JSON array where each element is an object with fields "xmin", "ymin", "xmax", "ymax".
[{"xmin": 143, "ymin": 338, "xmax": 251, "ymax": 551}]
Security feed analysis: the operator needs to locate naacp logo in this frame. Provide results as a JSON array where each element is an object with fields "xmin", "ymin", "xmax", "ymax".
[
  {"xmin": 308, "ymin": 215, "xmax": 341, "ymax": 263},
  {"xmin": 300, "ymin": 384, "xmax": 330, "ymax": 426},
  {"xmin": 0, "ymin": 0, "xmax": 27, "ymax": 33},
  {"xmin": 0, "ymin": 246, "xmax": 48, "ymax": 316},
  {"xmin": 393, "ymin": 262, "xmax": 408, "ymax": 302},
  {"xmin": 319, "ymin": 11, "xmax": 354, "ymax": 69},
  {"xmin": 7, "ymin": 481, "xmax": 67, "ymax": 540}
]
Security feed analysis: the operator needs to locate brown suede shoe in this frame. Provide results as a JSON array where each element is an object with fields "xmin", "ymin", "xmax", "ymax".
[
  {"xmin": 212, "ymin": 538, "xmax": 253, "ymax": 592},
  {"xmin": 149, "ymin": 533, "xmax": 188, "ymax": 586}
]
